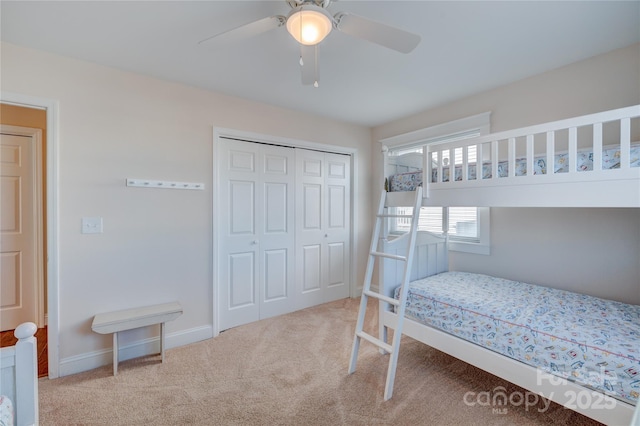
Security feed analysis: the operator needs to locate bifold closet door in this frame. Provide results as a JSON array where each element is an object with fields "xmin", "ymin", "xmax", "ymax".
[
  {"xmin": 218, "ymin": 139, "xmax": 296, "ymax": 331},
  {"xmin": 295, "ymin": 149, "xmax": 351, "ymax": 310}
]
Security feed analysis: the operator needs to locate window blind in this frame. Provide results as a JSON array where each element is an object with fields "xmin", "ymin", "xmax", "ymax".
[{"xmin": 392, "ymin": 206, "xmax": 479, "ymax": 241}]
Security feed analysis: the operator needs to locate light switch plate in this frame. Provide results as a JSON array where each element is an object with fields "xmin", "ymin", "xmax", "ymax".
[{"xmin": 82, "ymin": 217, "xmax": 103, "ymax": 234}]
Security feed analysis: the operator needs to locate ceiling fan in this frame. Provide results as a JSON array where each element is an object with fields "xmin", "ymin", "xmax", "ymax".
[{"xmin": 198, "ymin": 0, "xmax": 421, "ymax": 87}]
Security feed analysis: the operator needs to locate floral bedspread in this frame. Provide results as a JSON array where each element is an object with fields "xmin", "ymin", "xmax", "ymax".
[
  {"xmin": 394, "ymin": 271, "xmax": 640, "ymax": 405},
  {"xmin": 0, "ymin": 395, "xmax": 13, "ymax": 426},
  {"xmin": 389, "ymin": 171, "xmax": 422, "ymax": 192},
  {"xmin": 434, "ymin": 144, "xmax": 640, "ymax": 183}
]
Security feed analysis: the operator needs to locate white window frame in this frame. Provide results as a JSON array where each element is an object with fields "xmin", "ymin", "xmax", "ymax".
[
  {"xmin": 380, "ymin": 112, "xmax": 492, "ymax": 255},
  {"xmin": 448, "ymin": 207, "xmax": 490, "ymax": 255}
]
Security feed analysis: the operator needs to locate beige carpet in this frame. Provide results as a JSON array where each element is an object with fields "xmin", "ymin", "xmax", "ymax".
[{"xmin": 39, "ymin": 298, "xmax": 602, "ymax": 425}]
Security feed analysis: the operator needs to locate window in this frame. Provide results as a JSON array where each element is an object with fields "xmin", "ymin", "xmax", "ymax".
[
  {"xmin": 393, "ymin": 206, "xmax": 478, "ymax": 239},
  {"xmin": 381, "ymin": 112, "xmax": 492, "ymax": 255},
  {"xmin": 390, "ymin": 205, "xmax": 490, "ymax": 255}
]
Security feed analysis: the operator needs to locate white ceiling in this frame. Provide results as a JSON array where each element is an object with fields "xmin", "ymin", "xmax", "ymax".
[{"xmin": 2, "ymin": 1, "xmax": 639, "ymax": 127}]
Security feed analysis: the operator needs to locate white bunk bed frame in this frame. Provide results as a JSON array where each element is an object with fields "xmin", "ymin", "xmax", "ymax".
[
  {"xmin": 374, "ymin": 105, "xmax": 640, "ymax": 425},
  {"xmin": 378, "ymin": 231, "xmax": 637, "ymax": 426},
  {"xmin": 0, "ymin": 322, "xmax": 39, "ymax": 426},
  {"xmin": 421, "ymin": 105, "xmax": 640, "ymax": 208}
]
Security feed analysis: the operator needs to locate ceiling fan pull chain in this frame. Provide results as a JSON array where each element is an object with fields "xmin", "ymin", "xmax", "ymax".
[{"xmin": 314, "ymin": 45, "xmax": 319, "ymax": 88}]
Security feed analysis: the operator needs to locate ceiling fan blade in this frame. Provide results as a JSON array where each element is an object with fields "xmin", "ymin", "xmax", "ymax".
[
  {"xmin": 198, "ymin": 15, "xmax": 286, "ymax": 47},
  {"xmin": 300, "ymin": 44, "xmax": 318, "ymax": 86},
  {"xmin": 334, "ymin": 12, "xmax": 420, "ymax": 54}
]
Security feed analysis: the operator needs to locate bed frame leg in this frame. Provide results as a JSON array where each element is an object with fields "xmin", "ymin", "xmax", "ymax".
[
  {"xmin": 15, "ymin": 322, "xmax": 38, "ymax": 426},
  {"xmin": 113, "ymin": 332, "xmax": 119, "ymax": 375}
]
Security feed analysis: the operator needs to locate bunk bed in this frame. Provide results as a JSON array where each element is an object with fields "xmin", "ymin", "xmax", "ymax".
[
  {"xmin": 0, "ymin": 322, "xmax": 39, "ymax": 426},
  {"xmin": 386, "ymin": 105, "xmax": 640, "ymax": 207},
  {"xmin": 374, "ymin": 105, "xmax": 640, "ymax": 425}
]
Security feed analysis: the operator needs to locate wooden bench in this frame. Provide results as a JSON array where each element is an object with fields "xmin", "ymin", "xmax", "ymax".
[{"xmin": 91, "ymin": 302, "xmax": 182, "ymax": 375}]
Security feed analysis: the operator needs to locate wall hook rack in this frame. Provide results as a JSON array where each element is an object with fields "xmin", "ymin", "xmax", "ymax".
[{"xmin": 126, "ymin": 179, "xmax": 204, "ymax": 190}]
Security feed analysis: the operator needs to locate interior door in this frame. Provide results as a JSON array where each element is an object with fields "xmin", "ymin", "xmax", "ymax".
[
  {"xmin": 323, "ymin": 152, "xmax": 351, "ymax": 302},
  {"xmin": 295, "ymin": 149, "xmax": 325, "ymax": 309},
  {"xmin": 0, "ymin": 127, "xmax": 43, "ymax": 331},
  {"xmin": 218, "ymin": 139, "xmax": 295, "ymax": 331},
  {"xmin": 295, "ymin": 149, "xmax": 350, "ymax": 310}
]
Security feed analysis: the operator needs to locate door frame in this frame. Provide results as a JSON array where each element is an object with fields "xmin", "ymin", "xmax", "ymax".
[
  {"xmin": 1, "ymin": 92, "xmax": 60, "ymax": 378},
  {"xmin": 212, "ymin": 128, "xmax": 359, "ymax": 336}
]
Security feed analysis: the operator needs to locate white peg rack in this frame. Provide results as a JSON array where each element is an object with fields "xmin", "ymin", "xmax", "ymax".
[{"xmin": 126, "ymin": 179, "xmax": 204, "ymax": 190}]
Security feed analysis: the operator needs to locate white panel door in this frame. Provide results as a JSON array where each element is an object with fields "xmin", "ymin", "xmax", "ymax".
[
  {"xmin": 296, "ymin": 150, "xmax": 324, "ymax": 309},
  {"xmin": 323, "ymin": 153, "xmax": 351, "ymax": 302},
  {"xmin": 0, "ymin": 129, "xmax": 42, "ymax": 331},
  {"xmin": 218, "ymin": 139, "xmax": 295, "ymax": 330},
  {"xmin": 295, "ymin": 150, "xmax": 350, "ymax": 309}
]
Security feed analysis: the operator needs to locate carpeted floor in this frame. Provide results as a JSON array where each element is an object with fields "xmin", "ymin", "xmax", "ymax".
[{"xmin": 38, "ymin": 298, "xmax": 603, "ymax": 425}]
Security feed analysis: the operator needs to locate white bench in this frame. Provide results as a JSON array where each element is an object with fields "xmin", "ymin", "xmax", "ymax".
[{"xmin": 91, "ymin": 302, "xmax": 182, "ymax": 375}]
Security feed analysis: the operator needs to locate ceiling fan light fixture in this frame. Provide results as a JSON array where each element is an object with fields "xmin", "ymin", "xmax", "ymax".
[{"xmin": 286, "ymin": 5, "xmax": 333, "ymax": 46}]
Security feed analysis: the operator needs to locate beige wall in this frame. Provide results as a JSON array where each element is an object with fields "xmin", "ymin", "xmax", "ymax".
[
  {"xmin": 374, "ymin": 43, "xmax": 640, "ymax": 139},
  {"xmin": 1, "ymin": 42, "xmax": 373, "ymax": 374},
  {"xmin": 373, "ymin": 43, "xmax": 640, "ymax": 304},
  {"xmin": 454, "ymin": 208, "xmax": 640, "ymax": 304}
]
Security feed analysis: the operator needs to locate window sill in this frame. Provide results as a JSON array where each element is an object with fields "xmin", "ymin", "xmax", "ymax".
[{"xmin": 449, "ymin": 241, "xmax": 490, "ymax": 255}]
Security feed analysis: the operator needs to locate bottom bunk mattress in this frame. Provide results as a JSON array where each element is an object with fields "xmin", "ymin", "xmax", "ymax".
[{"xmin": 394, "ymin": 271, "xmax": 640, "ymax": 405}]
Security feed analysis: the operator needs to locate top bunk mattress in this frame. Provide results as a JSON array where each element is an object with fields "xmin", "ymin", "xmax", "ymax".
[{"xmin": 394, "ymin": 271, "xmax": 640, "ymax": 405}]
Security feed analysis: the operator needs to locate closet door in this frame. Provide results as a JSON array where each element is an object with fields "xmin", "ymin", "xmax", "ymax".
[
  {"xmin": 295, "ymin": 149, "xmax": 351, "ymax": 309},
  {"xmin": 219, "ymin": 139, "xmax": 295, "ymax": 331},
  {"xmin": 324, "ymin": 153, "xmax": 351, "ymax": 302}
]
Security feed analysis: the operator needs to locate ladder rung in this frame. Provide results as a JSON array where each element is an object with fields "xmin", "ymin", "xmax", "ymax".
[
  {"xmin": 370, "ymin": 251, "xmax": 407, "ymax": 261},
  {"xmin": 377, "ymin": 214, "xmax": 414, "ymax": 219},
  {"xmin": 356, "ymin": 331, "xmax": 393, "ymax": 353},
  {"xmin": 364, "ymin": 290, "xmax": 400, "ymax": 307}
]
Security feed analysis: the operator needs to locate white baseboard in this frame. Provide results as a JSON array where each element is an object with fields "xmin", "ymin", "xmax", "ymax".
[{"xmin": 57, "ymin": 325, "xmax": 213, "ymax": 377}]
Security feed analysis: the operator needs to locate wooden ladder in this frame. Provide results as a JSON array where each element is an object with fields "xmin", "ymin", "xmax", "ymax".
[{"xmin": 348, "ymin": 187, "xmax": 422, "ymax": 400}]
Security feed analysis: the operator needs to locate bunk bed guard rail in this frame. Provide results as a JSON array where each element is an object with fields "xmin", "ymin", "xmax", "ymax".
[{"xmin": 424, "ymin": 105, "xmax": 640, "ymax": 208}]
